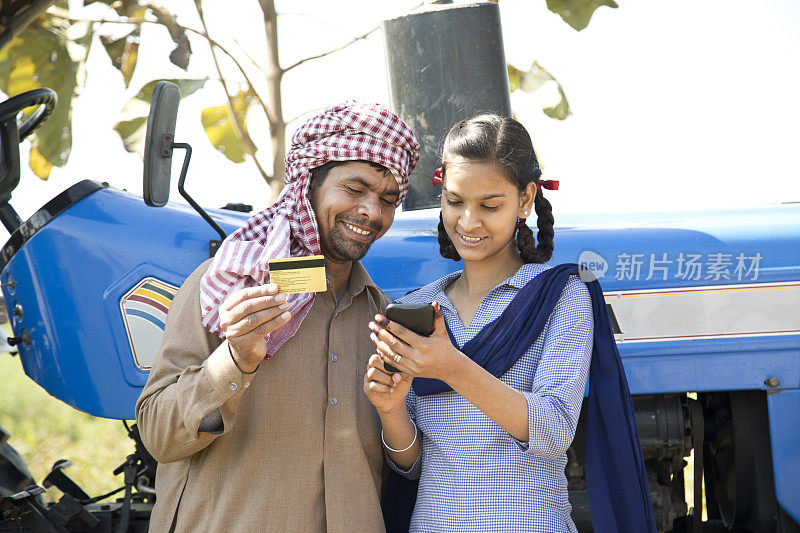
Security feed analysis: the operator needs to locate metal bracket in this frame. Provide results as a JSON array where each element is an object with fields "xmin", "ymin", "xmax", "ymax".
[
  {"xmin": 7, "ymin": 329, "xmax": 30, "ymax": 346},
  {"xmin": 160, "ymin": 133, "xmax": 174, "ymax": 158},
  {"xmin": 42, "ymin": 459, "xmax": 90, "ymax": 502},
  {"xmin": 172, "ymin": 142, "xmax": 228, "ymax": 257}
]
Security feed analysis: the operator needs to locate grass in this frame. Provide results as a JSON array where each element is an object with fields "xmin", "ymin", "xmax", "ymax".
[{"xmin": 0, "ymin": 352, "xmax": 133, "ymax": 502}]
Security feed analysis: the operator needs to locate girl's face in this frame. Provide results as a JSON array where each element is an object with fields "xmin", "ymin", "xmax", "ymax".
[{"xmin": 441, "ymin": 157, "xmax": 535, "ymax": 264}]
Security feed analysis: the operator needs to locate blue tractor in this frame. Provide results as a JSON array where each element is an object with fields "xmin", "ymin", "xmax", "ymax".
[{"xmin": 1, "ymin": 3, "xmax": 799, "ymax": 531}]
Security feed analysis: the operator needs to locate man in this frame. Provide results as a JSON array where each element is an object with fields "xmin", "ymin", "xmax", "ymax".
[{"xmin": 135, "ymin": 102, "xmax": 419, "ymax": 532}]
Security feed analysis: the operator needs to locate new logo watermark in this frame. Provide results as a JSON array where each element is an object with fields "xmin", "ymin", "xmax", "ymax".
[
  {"xmin": 578, "ymin": 250, "xmax": 608, "ymax": 282},
  {"xmin": 577, "ymin": 251, "xmax": 762, "ymax": 282}
]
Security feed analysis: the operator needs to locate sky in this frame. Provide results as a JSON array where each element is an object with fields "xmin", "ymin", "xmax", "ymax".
[{"xmin": 8, "ymin": 0, "xmax": 800, "ymax": 239}]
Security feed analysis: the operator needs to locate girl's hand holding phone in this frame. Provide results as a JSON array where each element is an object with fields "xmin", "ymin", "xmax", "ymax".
[
  {"xmin": 368, "ymin": 301, "xmax": 465, "ymax": 383},
  {"xmin": 363, "ymin": 354, "xmax": 413, "ymax": 414}
]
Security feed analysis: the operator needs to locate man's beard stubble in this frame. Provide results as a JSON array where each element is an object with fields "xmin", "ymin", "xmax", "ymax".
[{"xmin": 322, "ymin": 214, "xmax": 382, "ymax": 262}]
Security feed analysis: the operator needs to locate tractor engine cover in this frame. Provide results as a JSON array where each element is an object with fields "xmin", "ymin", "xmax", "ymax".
[{"xmin": 0, "ymin": 180, "xmax": 247, "ymax": 419}]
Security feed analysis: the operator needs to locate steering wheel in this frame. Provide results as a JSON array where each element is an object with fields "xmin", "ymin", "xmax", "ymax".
[
  {"xmin": 0, "ymin": 88, "xmax": 57, "ymax": 142},
  {"xmin": 0, "ymin": 88, "xmax": 58, "ymax": 217}
]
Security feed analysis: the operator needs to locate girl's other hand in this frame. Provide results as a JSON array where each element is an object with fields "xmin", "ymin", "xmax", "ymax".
[{"xmin": 363, "ymin": 353, "xmax": 413, "ymax": 414}]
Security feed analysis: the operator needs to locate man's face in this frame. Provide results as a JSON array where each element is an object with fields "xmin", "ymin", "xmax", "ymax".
[{"xmin": 308, "ymin": 161, "xmax": 400, "ymax": 262}]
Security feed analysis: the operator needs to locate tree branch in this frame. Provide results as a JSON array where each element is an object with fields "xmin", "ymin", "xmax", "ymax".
[
  {"xmin": 282, "ymin": 26, "xmax": 379, "ymax": 74},
  {"xmin": 285, "ymin": 105, "xmax": 329, "ymax": 127},
  {"xmin": 194, "ymin": 0, "xmax": 270, "ymax": 183},
  {"xmin": 232, "ymin": 36, "xmax": 268, "ymax": 79},
  {"xmin": 184, "ymin": 26, "xmax": 274, "ymax": 124},
  {"xmin": 45, "ymin": 13, "xmax": 146, "ymax": 25},
  {"xmin": 45, "ymin": 10, "xmax": 275, "ymax": 129},
  {"xmin": 258, "ymin": 0, "xmax": 286, "ymax": 194},
  {"xmin": 281, "ymin": 2, "xmax": 425, "ymax": 74},
  {"xmin": 0, "ymin": 0, "xmax": 54, "ymax": 49}
]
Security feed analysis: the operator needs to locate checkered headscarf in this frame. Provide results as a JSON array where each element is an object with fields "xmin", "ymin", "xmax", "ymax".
[{"xmin": 199, "ymin": 101, "xmax": 420, "ymax": 356}]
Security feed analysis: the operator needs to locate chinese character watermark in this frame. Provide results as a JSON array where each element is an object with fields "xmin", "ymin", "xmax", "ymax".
[{"xmin": 578, "ymin": 251, "xmax": 763, "ymax": 282}]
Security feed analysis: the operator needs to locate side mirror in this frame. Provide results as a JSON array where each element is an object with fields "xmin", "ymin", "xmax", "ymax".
[{"xmin": 143, "ymin": 81, "xmax": 180, "ymax": 207}]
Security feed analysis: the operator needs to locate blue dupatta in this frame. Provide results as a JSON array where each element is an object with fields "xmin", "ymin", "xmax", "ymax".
[{"xmin": 383, "ymin": 263, "xmax": 656, "ymax": 533}]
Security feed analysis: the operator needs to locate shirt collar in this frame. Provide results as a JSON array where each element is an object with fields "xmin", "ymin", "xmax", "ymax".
[
  {"xmin": 335, "ymin": 260, "xmax": 382, "ymax": 310},
  {"xmin": 430, "ymin": 263, "xmax": 549, "ymax": 300},
  {"xmin": 349, "ymin": 260, "xmax": 374, "ymax": 294},
  {"xmin": 506, "ymin": 262, "xmax": 549, "ymax": 289}
]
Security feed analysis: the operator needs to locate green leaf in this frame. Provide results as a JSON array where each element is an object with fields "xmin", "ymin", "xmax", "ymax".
[
  {"xmin": 509, "ymin": 61, "xmax": 551, "ymax": 93},
  {"xmin": 120, "ymin": 40, "xmax": 139, "ymax": 88},
  {"xmin": 0, "ymin": 20, "xmax": 92, "ymax": 176},
  {"xmin": 100, "ymin": 29, "xmax": 140, "ymax": 88},
  {"xmin": 100, "ymin": 34, "xmax": 127, "ymax": 69},
  {"xmin": 114, "ymin": 78, "xmax": 206, "ymax": 155},
  {"xmin": 147, "ymin": 5, "xmax": 192, "ymax": 69},
  {"xmin": 113, "ymin": 116, "xmax": 147, "ymax": 154},
  {"xmin": 29, "ymin": 147, "xmax": 53, "ymax": 179},
  {"xmin": 508, "ymin": 61, "xmax": 571, "ymax": 120},
  {"xmin": 507, "ymin": 64, "xmax": 522, "ymax": 92},
  {"xmin": 139, "ymin": 78, "xmax": 205, "ymax": 101},
  {"xmin": 200, "ymin": 91, "xmax": 255, "ymax": 164},
  {"xmin": 543, "ymin": 85, "xmax": 570, "ymax": 120},
  {"xmin": 545, "ymin": 0, "xmax": 618, "ymax": 31}
]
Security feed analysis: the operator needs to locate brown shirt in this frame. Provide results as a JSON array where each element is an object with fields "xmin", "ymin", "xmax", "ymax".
[{"xmin": 135, "ymin": 259, "xmax": 390, "ymax": 532}]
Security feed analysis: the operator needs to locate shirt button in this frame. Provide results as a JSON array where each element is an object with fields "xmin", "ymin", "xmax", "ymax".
[
  {"xmin": 229, "ymin": 382, "xmax": 238, "ymax": 391},
  {"xmin": 331, "ymin": 353, "xmax": 337, "ymax": 362},
  {"xmin": 330, "ymin": 396, "xmax": 338, "ymax": 405},
  {"xmin": 244, "ymin": 381, "xmax": 250, "ymax": 389}
]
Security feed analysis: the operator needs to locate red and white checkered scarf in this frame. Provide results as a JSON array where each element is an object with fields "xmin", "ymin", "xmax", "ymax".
[{"xmin": 199, "ymin": 101, "xmax": 420, "ymax": 356}]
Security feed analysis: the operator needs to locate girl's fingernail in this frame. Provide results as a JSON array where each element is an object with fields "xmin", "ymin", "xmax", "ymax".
[
  {"xmin": 375, "ymin": 314, "xmax": 388, "ymax": 326},
  {"xmin": 275, "ymin": 293, "xmax": 286, "ymax": 303},
  {"xmin": 281, "ymin": 311, "xmax": 291, "ymax": 321},
  {"xmin": 279, "ymin": 301, "xmax": 290, "ymax": 310},
  {"xmin": 370, "ymin": 333, "xmax": 378, "ymax": 343},
  {"xmin": 368, "ymin": 322, "xmax": 378, "ymax": 332}
]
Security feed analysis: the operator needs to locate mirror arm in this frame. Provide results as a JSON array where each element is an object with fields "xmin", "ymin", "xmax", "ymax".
[
  {"xmin": 0, "ymin": 203, "xmax": 22, "ymax": 234},
  {"xmin": 173, "ymin": 142, "xmax": 227, "ymax": 243}
]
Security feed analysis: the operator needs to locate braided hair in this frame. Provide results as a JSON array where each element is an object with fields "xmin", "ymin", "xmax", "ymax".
[{"xmin": 437, "ymin": 114, "xmax": 554, "ymax": 263}]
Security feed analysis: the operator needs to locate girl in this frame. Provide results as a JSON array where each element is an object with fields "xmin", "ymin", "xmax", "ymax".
[{"xmin": 363, "ymin": 114, "xmax": 654, "ymax": 532}]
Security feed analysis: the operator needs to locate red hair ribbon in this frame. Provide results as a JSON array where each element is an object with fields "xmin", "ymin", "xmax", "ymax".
[
  {"xmin": 539, "ymin": 180, "xmax": 559, "ymax": 190},
  {"xmin": 432, "ymin": 167, "xmax": 443, "ymax": 186},
  {"xmin": 517, "ymin": 217, "xmax": 527, "ymax": 229}
]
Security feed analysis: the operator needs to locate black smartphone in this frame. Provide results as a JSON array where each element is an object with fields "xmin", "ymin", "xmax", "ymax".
[{"xmin": 381, "ymin": 303, "xmax": 434, "ymax": 373}]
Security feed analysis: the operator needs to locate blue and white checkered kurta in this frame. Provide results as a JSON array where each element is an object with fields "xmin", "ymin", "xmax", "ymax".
[{"xmin": 390, "ymin": 263, "xmax": 594, "ymax": 532}]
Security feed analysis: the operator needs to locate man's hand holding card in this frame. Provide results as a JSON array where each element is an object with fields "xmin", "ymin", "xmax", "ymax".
[
  {"xmin": 219, "ymin": 255, "xmax": 327, "ymax": 372},
  {"xmin": 218, "ymin": 283, "xmax": 293, "ymax": 373}
]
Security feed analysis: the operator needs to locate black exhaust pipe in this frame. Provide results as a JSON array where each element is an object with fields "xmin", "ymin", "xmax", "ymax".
[{"xmin": 382, "ymin": 2, "xmax": 512, "ymax": 211}]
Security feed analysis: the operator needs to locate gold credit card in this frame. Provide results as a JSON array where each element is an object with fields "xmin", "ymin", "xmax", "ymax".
[{"xmin": 268, "ymin": 255, "xmax": 327, "ymax": 294}]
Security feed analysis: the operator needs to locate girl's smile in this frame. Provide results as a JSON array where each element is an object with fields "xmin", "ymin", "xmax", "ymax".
[{"xmin": 455, "ymin": 232, "xmax": 486, "ymax": 245}]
